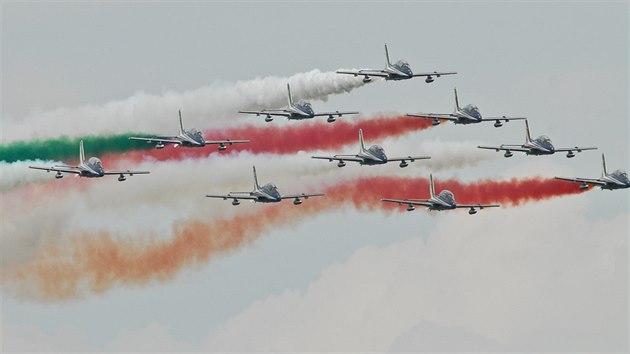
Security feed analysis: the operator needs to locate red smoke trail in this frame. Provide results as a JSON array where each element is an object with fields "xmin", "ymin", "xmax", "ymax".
[
  {"xmin": 4, "ymin": 175, "xmax": 587, "ymax": 300},
  {"xmin": 106, "ymin": 115, "xmax": 433, "ymax": 164}
]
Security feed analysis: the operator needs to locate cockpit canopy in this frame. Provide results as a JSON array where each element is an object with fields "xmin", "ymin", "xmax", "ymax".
[
  {"xmin": 395, "ymin": 60, "xmax": 410, "ymax": 69},
  {"xmin": 535, "ymin": 135, "xmax": 553, "ymax": 148},
  {"xmin": 88, "ymin": 157, "xmax": 103, "ymax": 169},
  {"xmin": 261, "ymin": 183, "xmax": 280, "ymax": 197},
  {"xmin": 463, "ymin": 104, "xmax": 481, "ymax": 118},
  {"xmin": 438, "ymin": 190, "xmax": 456, "ymax": 205},
  {"xmin": 611, "ymin": 170, "xmax": 629, "ymax": 183},
  {"xmin": 367, "ymin": 145, "xmax": 387, "ymax": 159}
]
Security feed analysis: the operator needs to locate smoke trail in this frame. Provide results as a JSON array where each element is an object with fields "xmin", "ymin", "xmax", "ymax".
[
  {"xmin": 0, "ymin": 134, "xmax": 153, "ymax": 163},
  {"xmin": 5, "ymin": 70, "xmax": 366, "ymax": 143},
  {"xmin": 0, "ymin": 160, "xmax": 64, "ymax": 193},
  {"xmin": 3, "ymin": 175, "xmax": 588, "ymax": 301},
  {"xmin": 111, "ymin": 115, "xmax": 434, "ymax": 164}
]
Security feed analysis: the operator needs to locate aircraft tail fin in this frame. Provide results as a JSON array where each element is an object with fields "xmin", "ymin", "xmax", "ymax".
[
  {"xmin": 359, "ymin": 129, "xmax": 366, "ymax": 152},
  {"xmin": 253, "ymin": 165, "xmax": 261, "ymax": 190},
  {"xmin": 178, "ymin": 110, "xmax": 184, "ymax": 135},
  {"xmin": 287, "ymin": 83, "xmax": 294, "ymax": 106},
  {"xmin": 384, "ymin": 44, "xmax": 391, "ymax": 66},
  {"xmin": 454, "ymin": 87, "xmax": 461, "ymax": 111},
  {"xmin": 524, "ymin": 120, "xmax": 532, "ymax": 143},
  {"xmin": 429, "ymin": 174, "xmax": 435, "ymax": 198},
  {"xmin": 601, "ymin": 153, "xmax": 608, "ymax": 177},
  {"xmin": 79, "ymin": 139, "xmax": 85, "ymax": 165}
]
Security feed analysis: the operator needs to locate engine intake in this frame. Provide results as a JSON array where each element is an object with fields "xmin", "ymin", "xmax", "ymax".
[
  {"xmin": 566, "ymin": 151, "xmax": 575, "ymax": 158},
  {"xmin": 337, "ymin": 160, "xmax": 346, "ymax": 168},
  {"xmin": 118, "ymin": 174, "xmax": 127, "ymax": 182},
  {"xmin": 231, "ymin": 199, "xmax": 241, "ymax": 206},
  {"xmin": 293, "ymin": 198, "xmax": 303, "ymax": 205},
  {"xmin": 425, "ymin": 76, "xmax": 434, "ymax": 83},
  {"xmin": 218, "ymin": 144, "xmax": 227, "ymax": 151},
  {"xmin": 468, "ymin": 208, "xmax": 477, "ymax": 215},
  {"xmin": 504, "ymin": 150, "xmax": 513, "ymax": 158}
]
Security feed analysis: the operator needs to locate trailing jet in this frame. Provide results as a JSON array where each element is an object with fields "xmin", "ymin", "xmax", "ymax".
[
  {"xmin": 477, "ymin": 120, "xmax": 597, "ymax": 158},
  {"xmin": 29, "ymin": 140, "xmax": 149, "ymax": 181},
  {"xmin": 406, "ymin": 88, "xmax": 526, "ymax": 127},
  {"xmin": 382, "ymin": 174, "xmax": 500, "ymax": 215},
  {"xmin": 129, "ymin": 110, "xmax": 249, "ymax": 150},
  {"xmin": 311, "ymin": 129, "xmax": 430, "ymax": 168},
  {"xmin": 336, "ymin": 44, "xmax": 457, "ymax": 83},
  {"xmin": 205, "ymin": 166, "xmax": 324, "ymax": 205},
  {"xmin": 238, "ymin": 83, "xmax": 359, "ymax": 123},
  {"xmin": 555, "ymin": 154, "xmax": 629, "ymax": 190}
]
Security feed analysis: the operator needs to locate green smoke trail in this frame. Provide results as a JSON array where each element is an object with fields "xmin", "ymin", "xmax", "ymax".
[{"xmin": 0, "ymin": 133, "xmax": 154, "ymax": 163}]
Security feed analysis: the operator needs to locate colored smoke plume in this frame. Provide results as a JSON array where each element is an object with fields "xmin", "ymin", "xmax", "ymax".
[
  {"xmin": 0, "ymin": 134, "xmax": 153, "ymax": 163},
  {"xmin": 3, "ymin": 175, "xmax": 588, "ymax": 301},
  {"xmin": 112, "ymin": 115, "xmax": 434, "ymax": 164}
]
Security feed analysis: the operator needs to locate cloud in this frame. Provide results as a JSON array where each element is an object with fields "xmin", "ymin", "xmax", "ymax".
[{"xmin": 204, "ymin": 197, "xmax": 627, "ymax": 352}]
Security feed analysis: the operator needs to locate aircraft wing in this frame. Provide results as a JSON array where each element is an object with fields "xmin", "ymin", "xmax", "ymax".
[
  {"xmin": 205, "ymin": 192, "xmax": 259, "ymax": 200},
  {"xmin": 281, "ymin": 193, "xmax": 325, "ymax": 200},
  {"xmin": 311, "ymin": 154, "xmax": 365, "ymax": 163},
  {"xmin": 479, "ymin": 116, "xmax": 527, "ymax": 122},
  {"xmin": 455, "ymin": 203, "xmax": 500, "ymax": 209},
  {"xmin": 204, "ymin": 139, "xmax": 250, "ymax": 145},
  {"xmin": 412, "ymin": 71, "xmax": 457, "ymax": 77},
  {"xmin": 103, "ymin": 170, "xmax": 150, "ymax": 176},
  {"xmin": 311, "ymin": 111, "xmax": 360, "ymax": 118},
  {"xmin": 386, "ymin": 156, "xmax": 431, "ymax": 162},
  {"xmin": 381, "ymin": 198, "xmax": 433, "ymax": 207},
  {"xmin": 28, "ymin": 165, "xmax": 82, "ymax": 174},
  {"xmin": 238, "ymin": 110, "xmax": 291, "ymax": 117},
  {"xmin": 406, "ymin": 113, "xmax": 458, "ymax": 121},
  {"xmin": 554, "ymin": 176, "xmax": 607, "ymax": 186},
  {"xmin": 552, "ymin": 146, "xmax": 598, "ymax": 153},
  {"xmin": 477, "ymin": 145, "xmax": 531, "ymax": 153},
  {"xmin": 129, "ymin": 137, "xmax": 182, "ymax": 145},
  {"xmin": 336, "ymin": 69, "xmax": 389, "ymax": 78}
]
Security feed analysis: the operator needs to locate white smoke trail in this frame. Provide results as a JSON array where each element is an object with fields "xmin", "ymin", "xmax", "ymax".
[
  {"xmin": 4, "ymin": 70, "xmax": 366, "ymax": 143},
  {"xmin": 0, "ymin": 160, "xmax": 63, "ymax": 193}
]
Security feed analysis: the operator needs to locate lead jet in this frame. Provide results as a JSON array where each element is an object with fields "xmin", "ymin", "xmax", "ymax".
[
  {"xmin": 129, "ymin": 110, "xmax": 249, "ymax": 150},
  {"xmin": 382, "ymin": 174, "xmax": 500, "ymax": 215},
  {"xmin": 205, "ymin": 166, "xmax": 324, "ymax": 205},
  {"xmin": 336, "ymin": 44, "xmax": 457, "ymax": 83},
  {"xmin": 238, "ymin": 83, "xmax": 358, "ymax": 123},
  {"xmin": 555, "ymin": 154, "xmax": 630, "ymax": 190},
  {"xmin": 311, "ymin": 129, "xmax": 430, "ymax": 168},
  {"xmin": 406, "ymin": 88, "xmax": 526, "ymax": 127},
  {"xmin": 477, "ymin": 120, "xmax": 597, "ymax": 158},
  {"xmin": 29, "ymin": 140, "xmax": 149, "ymax": 181}
]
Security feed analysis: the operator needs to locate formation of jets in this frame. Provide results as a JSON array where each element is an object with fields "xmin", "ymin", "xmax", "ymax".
[
  {"xmin": 382, "ymin": 174, "xmax": 500, "ymax": 215},
  {"xmin": 129, "ymin": 110, "xmax": 249, "ymax": 151},
  {"xmin": 478, "ymin": 120, "xmax": 598, "ymax": 158},
  {"xmin": 406, "ymin": 88, "xmax": 526, "ymax": 127},
  {"xmin": 337, "ymin": 44, "xmax": 457, "ymax": 83},
  {"xmin": 27, "ymin": 43, "xmax": 624, "ymax": 212},
  {"xmin": 312, "ymin": 129, "xmax": 430, "ymax": 168},
  {"xmin": 29, "ymin": 140, "xmax": 149, "ymax": 181},
  {"xmin": 239, "ymin": 84, "xmax": 358, "ymax": 123}
]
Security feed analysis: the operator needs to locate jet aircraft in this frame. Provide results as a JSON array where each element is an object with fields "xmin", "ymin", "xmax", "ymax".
[
  {"xmin": 205, "ymin": 166, "xmax": 325, "ymax": 205},
  {"xmin": 129, "ymin": 110, "xmax": 249, "ymax": 150},
  {"xmin": 382, "ymin": 174, "xmax": 500, "ymax": 215},
  {"xmin": 477, "ymin": 120, "xmax": 597, "ymax": 158},
  {"xmin": 406, "ymin": 88, "xmax": 526, "ymax": 127},
  {"xmin": 238, "ymin": 83, "xmax": 358, "ymax": 123},
  {"xmin": 336, "ymin": 44, "xmax": 457, "ymax": 83},
  {"xmin": 29, "ymin": 140, "xmax": 149, "ymax": 181},
  {"xmin": 555, "ymin": 154, "xmax": 629, "ymax": 190},
  {"xmin": 311, "ymin": 129, "xmax": 430, "ymax": 168}
]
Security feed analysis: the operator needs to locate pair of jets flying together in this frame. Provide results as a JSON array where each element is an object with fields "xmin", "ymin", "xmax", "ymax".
[
  {"xmin": 205, "ymin": 168, "xmax": 500, "ymax": 215},
  {"xmin": 239, "ymin": 44, "xmax": 458, "ymax": 123}
]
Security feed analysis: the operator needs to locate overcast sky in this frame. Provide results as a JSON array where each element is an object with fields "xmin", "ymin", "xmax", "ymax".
[{"xmin": 2, "ymin": 1, "xmax": 628, "ymax": 352}]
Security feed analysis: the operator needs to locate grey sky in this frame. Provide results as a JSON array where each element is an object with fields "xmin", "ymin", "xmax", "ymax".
[{"xmin": 2, "ymin": 1, "xmax": 627, "ymax": 352}]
